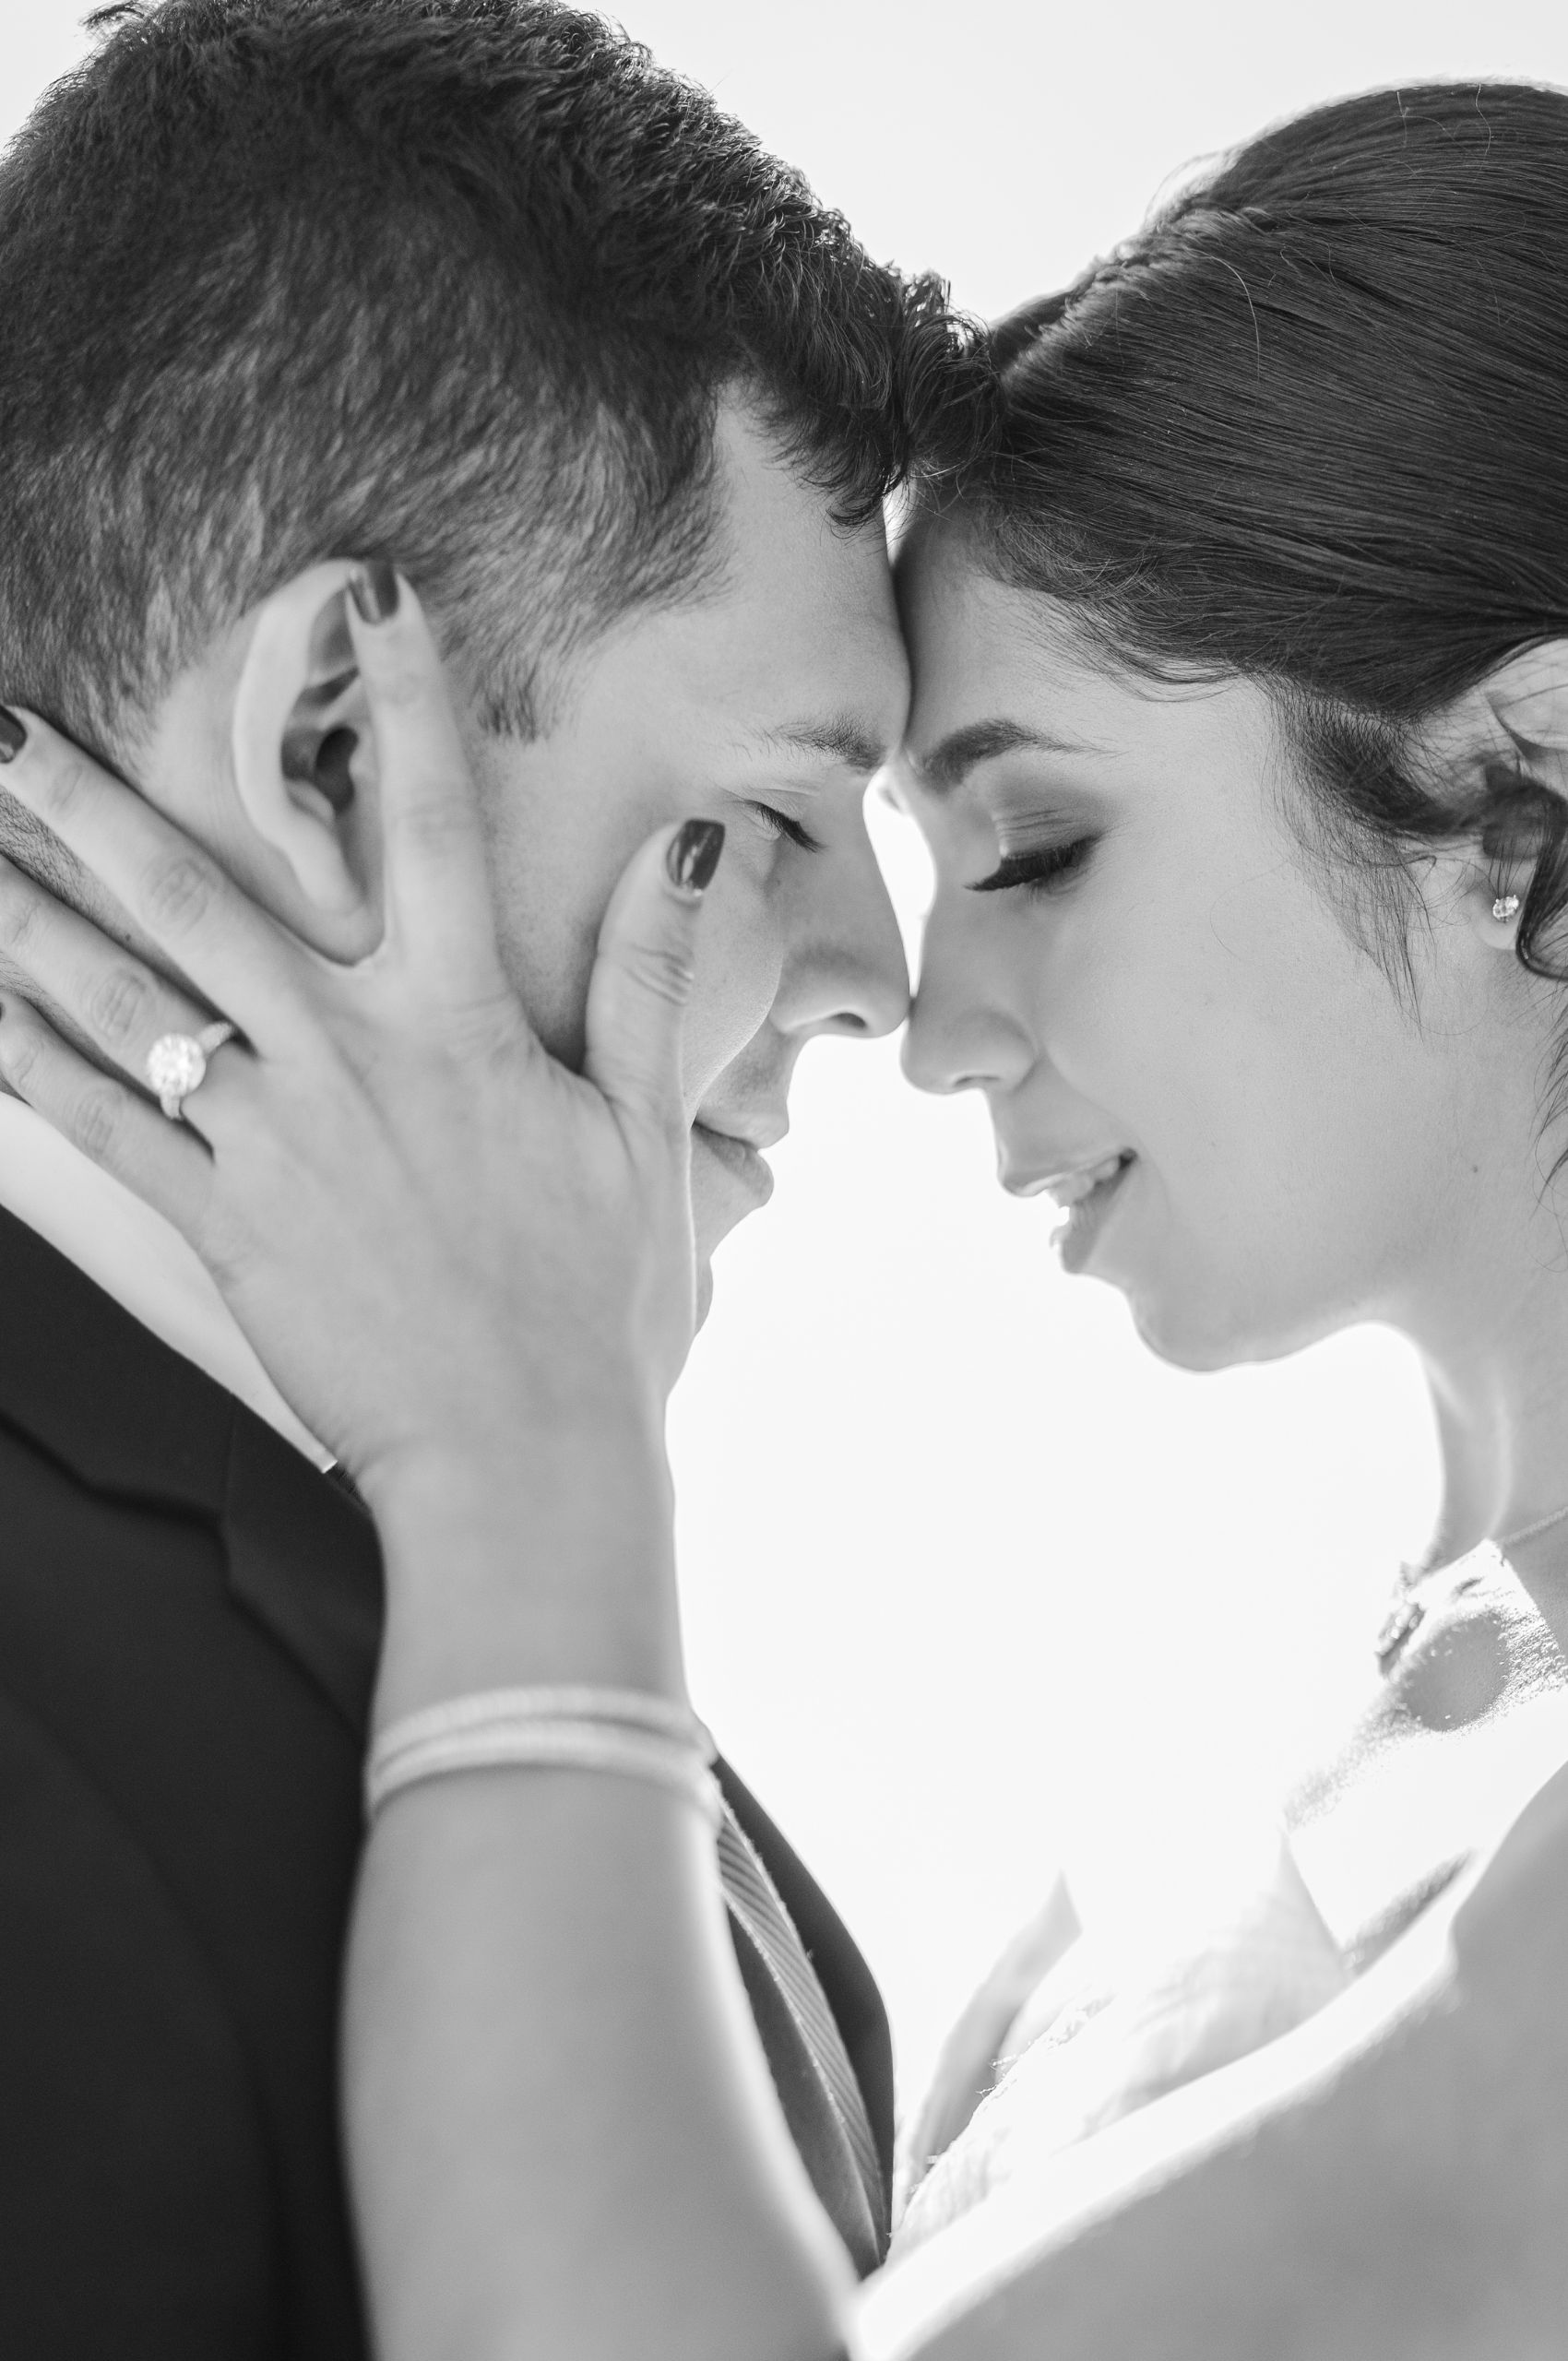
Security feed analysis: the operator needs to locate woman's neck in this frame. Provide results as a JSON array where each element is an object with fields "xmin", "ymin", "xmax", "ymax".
[{"xmin": 1417, "ymin": 1253, "xmax": 1568, "ymax": 1651}]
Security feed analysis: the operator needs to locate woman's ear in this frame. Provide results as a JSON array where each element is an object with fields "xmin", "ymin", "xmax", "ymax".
[
  {"xmin": 232, "ymin": 560, "xmax": 380, "ymax": 917},
  {"xmin": 1484, "ymin": 640, "xmax": 1568, "ymax": 791},
  {"xmin": 1445, "ymin": 640, "xmax": 1568, "ymax": 951}
]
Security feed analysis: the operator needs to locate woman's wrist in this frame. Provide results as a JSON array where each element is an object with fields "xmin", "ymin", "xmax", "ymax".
[{"xmin": 362, "ymin": 1404, "xmax": 687, "ymax": 1723}]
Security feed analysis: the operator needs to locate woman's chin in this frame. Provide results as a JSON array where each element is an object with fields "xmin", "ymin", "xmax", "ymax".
[
  {"xmin": 1078, "ymin": 1196, "xmax": 1332, "ymax": 1372},
  {"xmin": 1122, "ymin": 1271, "xmax": 1330, "ymax": 1373},
  {"xmin": 1129, "ymin": 1300, "xmax": 1252, "ymax": 1371}
]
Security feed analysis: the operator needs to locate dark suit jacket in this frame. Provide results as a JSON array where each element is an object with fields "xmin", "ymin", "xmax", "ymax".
[{"xmin": 0, "ymin": 1205, "xmax": 892, "ymax": 2357}]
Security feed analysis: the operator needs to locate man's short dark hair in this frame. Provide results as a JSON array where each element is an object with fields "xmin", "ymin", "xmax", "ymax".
[{"xmin": 0, "ymin": 0, "xmax": 987, "ymax": 752}]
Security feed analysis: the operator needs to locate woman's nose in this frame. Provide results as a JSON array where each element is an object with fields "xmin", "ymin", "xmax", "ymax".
[{"xmin": 902, "ymin": 902, "xmax": 1035, "ymax": 1096}]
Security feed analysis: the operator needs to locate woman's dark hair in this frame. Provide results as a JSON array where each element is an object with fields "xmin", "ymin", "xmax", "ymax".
[{"xmin": 946, "ymin": 82, "xmax": 1568, "ymax": 991}]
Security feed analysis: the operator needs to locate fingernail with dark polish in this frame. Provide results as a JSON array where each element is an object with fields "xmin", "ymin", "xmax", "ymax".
[
  {"xmin": 669, "ymin": 819, "xmax": 725, "ymax": 896},
  {"xmin": 0, "ymin": 707, "xmax": 26, "ymax": 764},
  {"xmin": 348, "ymin": 561, "xmax": 399, "ymax": 625}
]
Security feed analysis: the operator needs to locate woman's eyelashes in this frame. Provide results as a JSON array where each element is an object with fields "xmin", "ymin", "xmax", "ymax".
[
  {"xmin": 742, "ymin": 799, "xmax": 824, "ymax": 852},
  {"xmin": 970, "ymin": 835, "xmax": 1097, "ymax": 897}
]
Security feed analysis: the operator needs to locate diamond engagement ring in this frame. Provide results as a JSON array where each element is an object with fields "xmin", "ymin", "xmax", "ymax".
[{"xmin": 146, "ymin": 1021, "xmax": 238, "ymax": 1121}]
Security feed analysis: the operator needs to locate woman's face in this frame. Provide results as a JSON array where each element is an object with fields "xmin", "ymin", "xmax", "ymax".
[{"xmin": 895, "ymin": 524, "xmax": 1517, "ymax": 1370}]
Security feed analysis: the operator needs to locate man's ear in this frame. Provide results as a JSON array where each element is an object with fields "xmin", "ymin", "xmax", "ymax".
[
  {"xmin": 1431, "ymin": 640, "xmax": 1568, "ymax": 950},
  {"xmin": 232, "ymin": 559, "xmax": 380, "ymax": 917}
]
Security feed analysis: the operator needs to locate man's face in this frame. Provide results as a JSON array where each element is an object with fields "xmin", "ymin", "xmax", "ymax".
[
  {"xmin": 105, "ymin": 402, "xmax": 908, "ymax": 1318},
  {"xmin": 465, "ymin": 403, "xmax": 912, "ymax": 1304}
]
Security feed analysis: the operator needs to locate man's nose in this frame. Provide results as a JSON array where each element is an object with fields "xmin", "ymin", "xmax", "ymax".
[
  {"xmin": 902, "ymin": 895, "xmax": 1034, "ymax": 1096},
  {"xmin": 775, "ymin": 817, "xmax": 911, "ymax": 1042}
]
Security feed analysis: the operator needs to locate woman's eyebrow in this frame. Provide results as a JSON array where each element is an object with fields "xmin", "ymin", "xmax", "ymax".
[{"xmin": 913, "ymin": 718, "xmax": 1103, "ymax": 793}]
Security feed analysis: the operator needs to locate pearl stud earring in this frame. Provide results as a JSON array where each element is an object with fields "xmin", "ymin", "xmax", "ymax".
[{"xmin": 1493, "ymin": 892, "xmax": 1521, "ymax": 922}]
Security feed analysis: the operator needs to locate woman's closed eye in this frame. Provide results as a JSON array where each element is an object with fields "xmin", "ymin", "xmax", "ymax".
[
  {"xmin": 970, "ymin": 836, "xmax": 1097, "ymax": 897},
  {"xmin": 742, "ymin": 799, "xmax": 824, "ymax": 852}
]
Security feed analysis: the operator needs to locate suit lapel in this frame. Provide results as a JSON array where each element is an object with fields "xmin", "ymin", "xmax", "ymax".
[
  {"xmin": 0, "ymin": 1204, "xmax": 231, "ymax": 1508},
  {"xmin": 0, "ymin": 1205, "xmax": 382, "ymax": 1738},
  {"xmin": 222, "ymin": 1407, "xmax": 382, "ymax": 1737},
  {"xmin": 0, "ymin": 1207, "xmax": 895, "ymax": 2238}
]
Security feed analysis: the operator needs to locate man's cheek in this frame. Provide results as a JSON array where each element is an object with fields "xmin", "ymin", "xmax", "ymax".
[
  {"xmin": 681, "ymin": 904, "xmax": 784, "ymax": 1109},
  {"xmin": 493, "ymin": 908, "xmax": 597, "ymax": 1070}
]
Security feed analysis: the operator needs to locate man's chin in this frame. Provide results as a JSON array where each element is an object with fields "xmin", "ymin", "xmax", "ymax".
[{"xmin": 690, "ymin": 1186, "xmax": 767, "ymax": 1332}]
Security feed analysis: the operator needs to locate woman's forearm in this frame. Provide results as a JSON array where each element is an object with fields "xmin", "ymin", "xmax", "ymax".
[
  {"xmin": 357, "ymin": 1406, "xmax": 688, "ymax": 1719},
  {"xmin": 345, "ymin": 1450, "xmax": 856, "ymax": 2361}
]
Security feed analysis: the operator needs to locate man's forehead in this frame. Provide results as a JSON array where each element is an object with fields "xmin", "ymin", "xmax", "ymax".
[
  {"xmin": 581, "ymin": 478, "xmax": 911, "ymax": 765},
  {"xmin": 701, "ymin": 587, "xmax": 910, "ymax": 771}
]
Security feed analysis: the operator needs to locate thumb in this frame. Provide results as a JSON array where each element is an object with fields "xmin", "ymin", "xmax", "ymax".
[{"xmin": 583, "ymin": 818, "xmax": 725, "ymax": 1138}]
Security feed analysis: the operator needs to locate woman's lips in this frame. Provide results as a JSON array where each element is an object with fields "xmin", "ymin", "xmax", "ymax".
[
  {"xmin": 692, "ymin": 1121, "xmax": 776, "ymax": 1205},
  {"xmin": 1049, "ymin": 1153, "xmax": 1134, "ymax": 1273},
  {"xmin": 1003, "ymin": 1148, "xmax": 1137, "ymax": 1271},
  {"xmin": 1037, "ymin": 1152, "xmax": 1128, "ymax": 1208},
  {"xmin": 1004, "ymin": 1149, "xmax": 1130, "ymax": 1205}
]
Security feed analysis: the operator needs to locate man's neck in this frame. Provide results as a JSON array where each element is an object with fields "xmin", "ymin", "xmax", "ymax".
[{"xmin": 0, "ymin": 1092, "xmax": 330, "ymax": 1468}]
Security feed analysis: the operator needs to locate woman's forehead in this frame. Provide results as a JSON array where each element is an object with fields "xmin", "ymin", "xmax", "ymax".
[{"xmin": 900, "ymin": 573, "xmax": 1147, "ymax": 759}]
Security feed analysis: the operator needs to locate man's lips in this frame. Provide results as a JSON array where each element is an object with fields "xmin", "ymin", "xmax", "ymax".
[{"xmin": 692, "ymin": 1121, "xmax": 778, "ymax": 1204}]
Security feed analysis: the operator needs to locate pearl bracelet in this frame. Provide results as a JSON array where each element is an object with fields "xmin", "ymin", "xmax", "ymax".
[{"xmin": 364, "ymin": 1684, "xmax": 721, "ymax": 1823}]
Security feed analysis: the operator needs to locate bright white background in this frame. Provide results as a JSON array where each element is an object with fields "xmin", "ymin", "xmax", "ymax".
[{"xmin": 8, "ymin": 0, "xmax": 1567, "ymax": 2102}]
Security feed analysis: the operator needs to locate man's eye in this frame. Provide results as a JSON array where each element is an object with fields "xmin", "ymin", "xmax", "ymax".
[
  {"xmin": 742, "ymin": 801, "xmax": 823, "ymax": 851},
  {"xmin": 969, "ymin": 838, "xmax": 1096, "ymax": 897}
]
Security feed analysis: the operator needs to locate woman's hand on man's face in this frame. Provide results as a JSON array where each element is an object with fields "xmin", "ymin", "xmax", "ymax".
[{"xmin": 0, "ymin": 566, "xmax": 724, "ymax": 1501}]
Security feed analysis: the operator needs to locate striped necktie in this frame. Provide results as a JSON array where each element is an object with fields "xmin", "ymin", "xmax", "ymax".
[{"xmin": 717, "ymin": 1801, "xmax": 886, "ymax": 2266}]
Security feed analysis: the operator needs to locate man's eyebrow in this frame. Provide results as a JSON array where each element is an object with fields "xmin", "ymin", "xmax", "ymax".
[
  {"xmin": 912, "ymin": 719, "xmax": 1103, "ymax": 794},
  {"xmin": 760, "ymin": 717, "xmax": 893, "ymax": 776}
]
